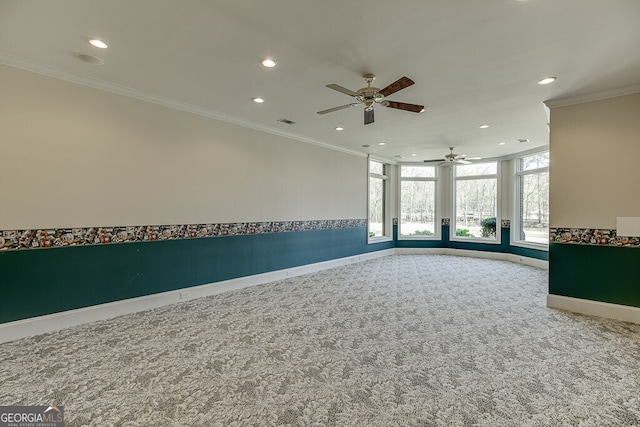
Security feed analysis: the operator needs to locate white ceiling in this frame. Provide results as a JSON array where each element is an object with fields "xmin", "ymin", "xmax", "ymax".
[{"xmin": 1, "ymin": 0, "xmax": 640, "ymax": 162}]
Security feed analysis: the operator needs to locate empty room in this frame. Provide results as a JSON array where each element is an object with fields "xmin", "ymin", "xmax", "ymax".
[{"xmin": 1, "ymin": 1, "xmax": 640, "ymax": 426}]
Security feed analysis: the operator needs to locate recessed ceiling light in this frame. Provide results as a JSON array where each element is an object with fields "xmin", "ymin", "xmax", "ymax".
[
  {"xmin": 518, "ymin": 138, "xmax": 530, "ymax": 143},
  {"xmin": 378, "ymin": 142, "xmax": 386, "ymax": 146},
  {"xmin": 479, "ymin": 124, "xmax": 490, "ymax": 129},
  {"xmin": 498, "ymin": 142, "xmax": 506, "ymax": 146},
  {"xmin": 261, "ymin": 58, "xmax": 277, "ymax": 68},
  {"xmin": 411, "ymin": 154, "xmax": 417, "ymax": 157},
  {"xmin": 362, "ymin": 144, "xmax": 370, "ymax": 148},
  {"xmin": 252, "ymin": 97, "xmax": 265, "ymax": 103},
  {"xmin": 89, "ymin": 39, "xmax": 108, "ymax": 49},
  {"xmin": 334, "ymin": 127, "xmax": 343, "ymax": 131},
  {"xmin": 537, "ymin": 77, "xmax": 556, "ymax": 85}
]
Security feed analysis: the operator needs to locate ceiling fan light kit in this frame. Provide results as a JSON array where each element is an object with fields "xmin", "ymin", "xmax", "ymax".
[{"xmin": 317, "ymin": 74, "xmax": 424, "ymax": 125}]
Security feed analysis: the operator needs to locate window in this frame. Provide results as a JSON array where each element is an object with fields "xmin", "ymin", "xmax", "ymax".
[
  {"xmin": 515, "ymin": 151, "xmax": 549, "ymax": 246},
  {"xmin": 453, "ymin": 162, "xmax": 498, "ymax": 241},
  {"xmin": 368, "ymin": 159, "xmax": 389, "ymax": 239},
  {"xmin": 399, "ymin": 165, "xmax": 437, "ymax": 238}
]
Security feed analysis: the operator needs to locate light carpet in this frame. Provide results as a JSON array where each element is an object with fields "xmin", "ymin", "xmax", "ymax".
[{"xmin": 1, "ymin": 255, "xmax": 639, "ymax": 426}]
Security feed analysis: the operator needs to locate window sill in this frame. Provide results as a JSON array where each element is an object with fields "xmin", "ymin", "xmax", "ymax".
[
  {"xmin": 368, "ymin": 236, "xmax": 393, "ymax": 245},
  {"xmin": 449, "ymin": 237, "xmax": 501, "ymax": 245},
  {"xmin": 511, "ymin": 241, "xmax": 549, "ymax": 251},
  {"xmin": 398, "ymin": 236, "xmax": 441, "ymax": 241}
]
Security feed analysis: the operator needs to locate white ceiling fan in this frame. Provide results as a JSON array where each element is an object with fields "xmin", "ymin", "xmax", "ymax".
[{"xmin": 423, "ymin": 147, "xmax": 481, "ymax": 166}]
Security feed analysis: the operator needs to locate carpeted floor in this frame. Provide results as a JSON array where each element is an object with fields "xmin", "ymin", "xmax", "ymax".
[{"xmin": 1, "ymin": 255, "xmax": 639, "ymax": 426}]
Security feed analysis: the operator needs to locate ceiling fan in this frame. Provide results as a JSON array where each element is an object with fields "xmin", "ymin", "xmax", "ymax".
[
  {"xmin": 317, "ymin": 74, "xmax": 424, "ymax": 125},
  {"xmin": 423, "ymin": 147, "xmax": 481, "ymax": 166}
]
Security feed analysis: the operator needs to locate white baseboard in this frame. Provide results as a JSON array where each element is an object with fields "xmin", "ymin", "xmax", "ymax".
[
  {"xmin": 547, "ymin": 294, "xmax": 640, "ymax": 325},
  {"xmin": 394, "ymin": 247, "xmax": 444, "ymax": 255},
  {"xmin": 394, "ymin": 247, "xmax": 549, "ymax": 270},
  {"xmin": 0, "ymin": 249, "xmax": 394, "ymax": 343},
  {"xmin": 506, "ymin": 253, "xmax": 549, "ymax": 270}
]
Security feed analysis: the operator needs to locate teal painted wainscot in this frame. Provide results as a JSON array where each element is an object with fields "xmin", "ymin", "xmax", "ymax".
[
  {"xmin": 549, "ymin": 227, "xmax": 640, "ymax": 308},
  {"xmin": 0, "ymin": 219, "xmax": 392, "ymax": 324}
]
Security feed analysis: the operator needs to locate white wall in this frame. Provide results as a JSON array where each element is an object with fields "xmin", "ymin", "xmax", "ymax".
[
  {"xmin": 549, "ymin": 93, "xmax": 640, "ymax": 229},
  {"xmin": 0, "ymin": 65, "xmax": 366, "ymax": 229}
]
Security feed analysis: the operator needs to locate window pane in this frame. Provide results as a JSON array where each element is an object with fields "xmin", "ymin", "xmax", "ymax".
[
  {"xmin": 455, "ymin": 162, "xmax": 497, "ymax": 177},
  {"xmin": 520, "ymin": 152, "xmax": 549, "ymax": 171},
  {"xmin": 400, "ymin": 180, "xmax": 436, "ymax": 236},
  {"xmin": 455, "ymin": 178, "xmax": 497, "ymax": 238},
  {"xmin": 519, "ymin": 171, "xmax": 549, "ymax": 244},
  {"xmin": 369, "ymin": 160, "xmax": 383, "ymax": 175},
  {"xmin": 401, "ymin": 165, "xmax": 435, "ymax": 178},
  {"xmin": 369, "ymin": 176, "xmax": 384, "ymax": 237}
]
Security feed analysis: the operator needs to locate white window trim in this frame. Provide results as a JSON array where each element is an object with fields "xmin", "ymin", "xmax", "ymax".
[
  {"xmin": 512, "ymin": 152, "xmax": 549, "ymax": 251},
  {"xmin": 450, "ymin": 163, "xmax": 501, "ymax": 244},
  {"xmin": 367, "ymin": 157, "xmax": 392, "ymax": 244},
  {"xmin": 398, "ymin": 165, "xmax": 439, "ymax": 240}
]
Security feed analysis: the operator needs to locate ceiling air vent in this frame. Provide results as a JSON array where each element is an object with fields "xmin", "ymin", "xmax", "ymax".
[
  {"xmin": 277, "ymin": 118, "xmax": 296, "ymax": 125},
  {"xmin": 77, "ymin": 54, "xmax": 104, "ymax": 65}
]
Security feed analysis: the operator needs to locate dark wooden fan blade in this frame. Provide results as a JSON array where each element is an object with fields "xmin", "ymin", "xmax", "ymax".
[
  {"xmin": 385, "ymin": 101, "xmax": 425, "ymax": 113},
  {"xmin": 326, "ymin": 84, "xmax": 360, "ymax": 97},
  {"xmin": 317, "ymin": 103, "xmax": 357, "ymax": 115},
  {"xmin": 364, "ymin": 109, "xmax": 374, "ymax": 125},
  {"xmin": 379, "ymin": 76, "xmax": 414, "ymax": 97},
  {"xmin": 423, "ymin": 158, "xmax": 445, "ymax": 163}
]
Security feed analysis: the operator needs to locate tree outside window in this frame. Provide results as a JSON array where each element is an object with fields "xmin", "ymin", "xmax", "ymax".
[
  {"xmin": 368, "ymin": 160, "xmax": 388, "ymax": 238},
  {"xmin": 516, "ymin": 152, "xmax": 549, "ymax": 245},
  {"xmin": 399, "ymin": 166, "xmax": 436, "ymax": 237},
  {"xmin": 453, "ymin": 162, "xmax": 498, "ymax": 240}
]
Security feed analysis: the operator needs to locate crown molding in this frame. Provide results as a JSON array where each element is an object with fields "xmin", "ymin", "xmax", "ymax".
[
  {"xmin": 544, "ymin": 83, "xmax": 640, "ymax": 109},
  {"xmin": 0, "ymin": 53, "xmax": 366, "ymax": 159}
]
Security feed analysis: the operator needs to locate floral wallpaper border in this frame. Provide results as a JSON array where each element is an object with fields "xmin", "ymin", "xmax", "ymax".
[
  {"xmin": 550, "ymin": 228, "xmax": 640, "ymax": 248},
  {"xmin": 0, "ymin": 219, "xmax": 367, "ymax": 252},
  {"xmin": 12, "ymin": 222, "xmax": 637, "ymax": 251}
]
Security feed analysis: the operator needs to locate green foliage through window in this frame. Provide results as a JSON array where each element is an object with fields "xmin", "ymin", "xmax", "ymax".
[
  {"xmin": 481, "ymin": 217, "xmax": 496, "ymax": 238},
  {"xmin": 456, "ymin": 229, "xmax": 474, "ymax": 237}
]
